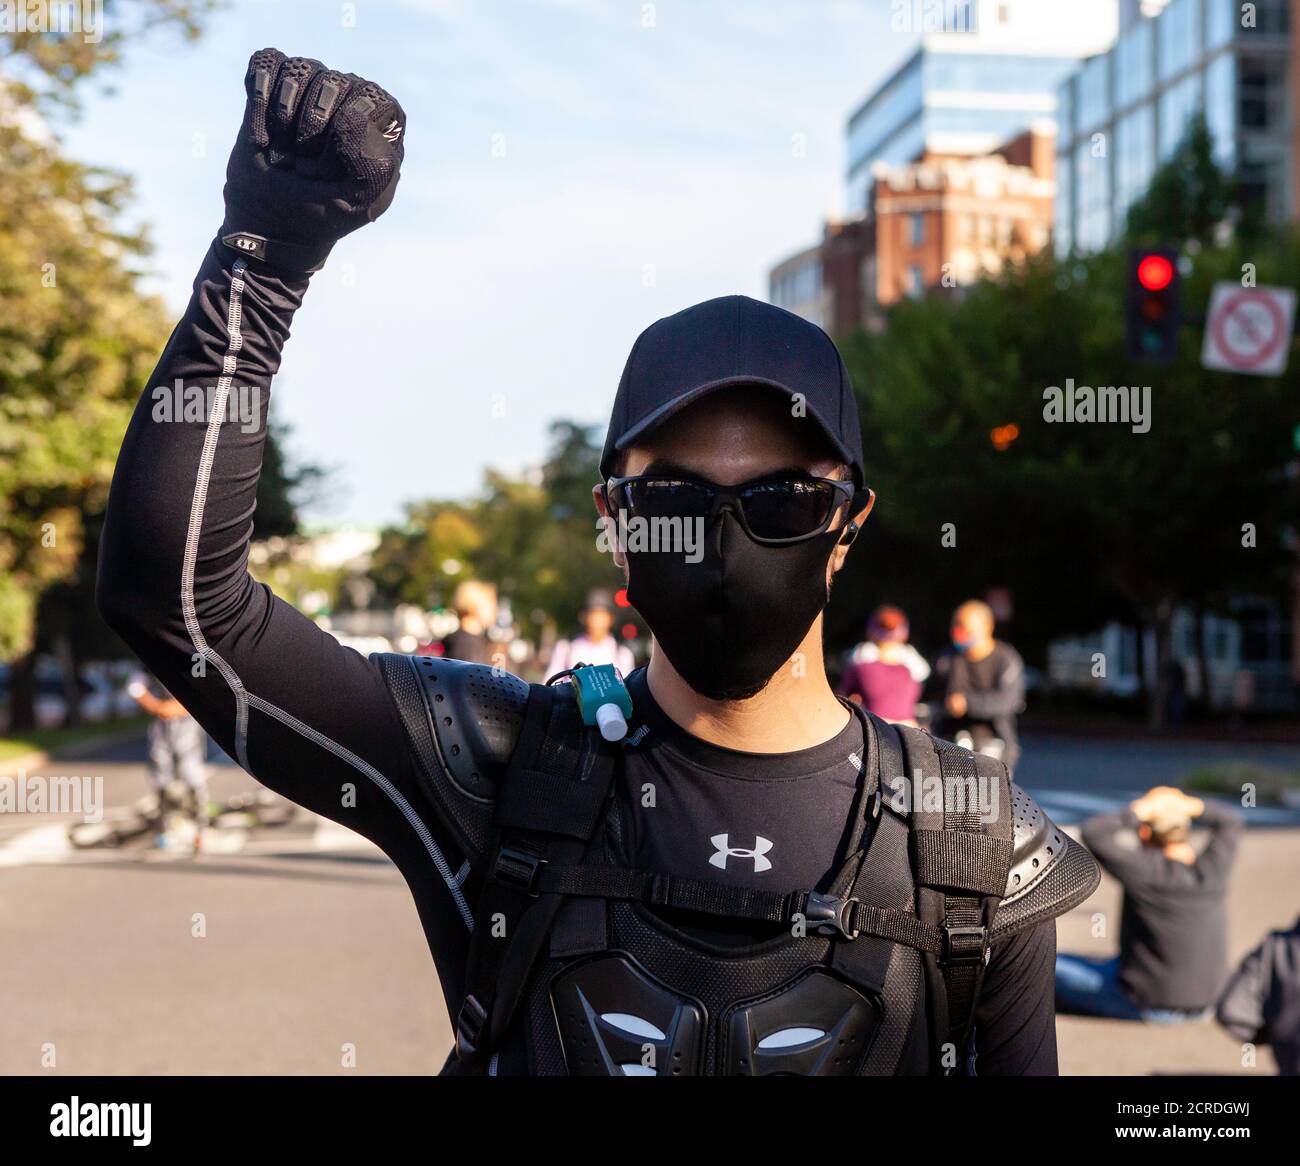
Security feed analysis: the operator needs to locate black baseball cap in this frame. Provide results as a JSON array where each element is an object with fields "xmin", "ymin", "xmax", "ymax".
[{"xmin": 599, "ymin": 294, "xmax": 865, "ymax": 487}]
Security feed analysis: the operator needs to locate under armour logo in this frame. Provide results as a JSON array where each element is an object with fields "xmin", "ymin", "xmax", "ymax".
[
  {"xmin": 710, "ymin": 834, "xmax": 773, "ymax": 873},
  {"xmin": 382, "ymin": 119, "xmax": 403, "ymax": 143}
]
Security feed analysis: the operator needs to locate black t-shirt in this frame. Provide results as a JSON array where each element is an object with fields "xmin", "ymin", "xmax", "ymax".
[{"xmin": 623, "ymin": 669, "xmax": 862, "ymax": 895}]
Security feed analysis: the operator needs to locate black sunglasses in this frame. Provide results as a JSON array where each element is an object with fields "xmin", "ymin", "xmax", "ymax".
[{"xmin": 605, "ymin": 472, "xmax": 874, "ymax": 546}]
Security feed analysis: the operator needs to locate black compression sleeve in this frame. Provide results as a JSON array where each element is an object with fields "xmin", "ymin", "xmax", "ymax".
[
  {"xmin": 97, "ymin": 241, "xmax": 475, "ymax": 1015},
  {"xmin": 972, "ymin": 919, "xmax": 1059, "ymax": 1075}
]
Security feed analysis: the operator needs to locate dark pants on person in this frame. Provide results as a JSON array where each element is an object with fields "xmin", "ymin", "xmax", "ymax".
[{"xmin": 1055, "ymin": 954, "xmax": 1209, "ymax": 1023}]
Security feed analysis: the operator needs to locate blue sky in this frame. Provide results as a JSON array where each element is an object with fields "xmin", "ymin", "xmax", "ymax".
[{"xmin": 61, "ymin": 0, "xmax": 917, "ymax": 527}]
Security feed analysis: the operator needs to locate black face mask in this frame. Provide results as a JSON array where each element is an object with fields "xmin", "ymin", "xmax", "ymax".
[{"xmin": 625, "ymin": 510, "xmax": 841, "ymax": 701}]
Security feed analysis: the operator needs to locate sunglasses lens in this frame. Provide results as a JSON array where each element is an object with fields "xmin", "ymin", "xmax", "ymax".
[
  {"xmin": 619, "ymin": 479, "xmax": 714, "ymax": 522},
  {"xmin": 740, "ymin": 479, "xmax": 837, "ymax": 541}
]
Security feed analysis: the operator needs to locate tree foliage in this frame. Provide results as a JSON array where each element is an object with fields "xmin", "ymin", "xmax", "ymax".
[
  {"xmin": 834, "ymin": 116, "xmax": 1299, "ymax": 692},
  {"xmin": 0, "ymin": 0, "xmax": 217, "ymax": 113},
  {"xmin": 368, "ymin": 421, "xmax": 630, "ymax": 640},
  {"xmin": 0, "ymin": 109, "xmax": 168, "ymax": 659}
]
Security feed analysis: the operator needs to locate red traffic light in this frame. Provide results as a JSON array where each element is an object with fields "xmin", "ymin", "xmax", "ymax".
[{"xmin": 1137, "ymin": 254, "xmax": 1174, "ymax": 292}]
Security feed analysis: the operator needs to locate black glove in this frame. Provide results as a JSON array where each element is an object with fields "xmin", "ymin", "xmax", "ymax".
[{"xmin": 220, "ymin": 48, "xmax": 406, "ymax": 274}]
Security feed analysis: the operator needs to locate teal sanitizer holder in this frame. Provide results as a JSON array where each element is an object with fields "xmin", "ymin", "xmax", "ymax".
[{"xmin": 570, "ymin": 664, "xmax": 634, "ymax": 742}]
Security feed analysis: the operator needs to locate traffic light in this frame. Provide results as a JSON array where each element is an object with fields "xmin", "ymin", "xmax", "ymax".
[{"xmin": 1125, "ymin": 247, "xmax": 1181, "ymax": 363}]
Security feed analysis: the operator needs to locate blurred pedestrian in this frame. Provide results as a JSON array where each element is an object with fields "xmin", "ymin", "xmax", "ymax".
[
  {"xmin": 1057, "ymin": 786, "xmax": 1242, "ymax": 1022},
  {"xmin": 837, "ymin": 605, "xmax": 926, "ymax": 725},
  {"xmin": 126, "ymin": 671, "xmax": 208, "ymax": 850},
  {"xmin": 440, "ymin": 580, "xmax": 498, "ymax": 666},
  {"xmin": 931, "ymin": 599, "xmax": 1025, "ymax": 773},
  {"xmin": 546, "ymin": 590, "xmax": 634, "ymax": 678},
  {"xmin": 1216, "ymin": 915, "xmax": 1300, "ymax": 1074}
]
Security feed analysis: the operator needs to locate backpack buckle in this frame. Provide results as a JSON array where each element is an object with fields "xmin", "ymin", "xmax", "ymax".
[
  {"xmin": 941, "ymin": 924, "xmax": 988, "ymax": 966},
  {"xmin": 805, "ymin": 892, "xmax": 861, "ymax": 940},
  {"xmin": 455, "ymin": 994, "xmax": 488, "ymax": 1060},
  {"xmin": 493, "ymin": 846, "xmax": 547, "ymax": 896}
]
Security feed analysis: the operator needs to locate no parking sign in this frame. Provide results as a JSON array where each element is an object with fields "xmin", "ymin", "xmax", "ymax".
[{"xmin": 1201, "ymin": 282, "xmax": 1296, "ymax": 376}]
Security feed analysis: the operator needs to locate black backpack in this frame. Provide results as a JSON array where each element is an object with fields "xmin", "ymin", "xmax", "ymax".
[{"xmin": 445, "ymin": 675, "xmax": 1081, "ymax": 1075}]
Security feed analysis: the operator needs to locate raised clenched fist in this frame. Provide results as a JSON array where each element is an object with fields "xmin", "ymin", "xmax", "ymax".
[{"xmin": 221, "ymin": 48, "xmax": 406, "ymax": 274}]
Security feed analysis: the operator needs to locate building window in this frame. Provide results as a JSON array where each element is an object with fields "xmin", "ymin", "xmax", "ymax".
[
  {"xmin": 1056, "ymin": 76, "xmax": 1075, "ymax": 145},
  {"xmin": 1206, "ymin": 0, "xmax": 1237, "ymax": 50},
  {"xmin": 908, "ymin": 212, "xmax": 925, "ymax": 247},
  {"xmin": 1205, "ymin": 51, "xmax": 1236, "ymax": 166},
  {"xmin": 1238, "ymin": 55, "xmax": 1286, "ymax": 132},
  {"xmin": 1115, "ymin": 17, "xmax": 1154, "ymax": 111},
  {"xmin": 1078, "ymin": 52, "xmax": 1111, "ymax": 131},
  {"xmin": 1157, "ymin": 0, "xmax": 1199, "ymax": 84},
  {"xmin": 1115, "ymin": 102, "xmax": 1156, "ymax": 221},
  {"xmin": 1054, "ymin": 150, "xmax": 1074, "ymax": 256},
  {"xmin": 905, "ymin": 266, "xmax": 924, "ymax": 299},
  {"xmin": 1157, "ymin": 72, "xmax": 1202, "ymax": 160}
]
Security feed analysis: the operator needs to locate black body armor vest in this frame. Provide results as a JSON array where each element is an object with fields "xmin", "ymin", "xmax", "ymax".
[{"xmin": 377, "ymin": 654, "xmax": 1099, "ymax": 1077}]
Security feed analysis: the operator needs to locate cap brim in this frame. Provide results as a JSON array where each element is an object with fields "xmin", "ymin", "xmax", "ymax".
[{"xmin": 612, "ymin": 376, "xmax": 859, "ymax": 479}]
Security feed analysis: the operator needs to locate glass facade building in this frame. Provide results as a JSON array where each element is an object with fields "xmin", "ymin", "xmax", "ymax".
[
  {"xmin": 846, "ymin": 47, "xmax": 1083, "ymax": 212},
  {"xmin": 1054, "ymin": 0, "xmax": 1294, "ymax": 254}
]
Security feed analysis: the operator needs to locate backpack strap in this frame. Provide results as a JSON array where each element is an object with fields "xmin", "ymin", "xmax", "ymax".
[
  {"xmin": 454, "ymin": 679, "xmax": 620, "ymax": 1067},
  {"xmin": 894, "ymin": 724, "xmax": 1013, "ymax": 1076}
]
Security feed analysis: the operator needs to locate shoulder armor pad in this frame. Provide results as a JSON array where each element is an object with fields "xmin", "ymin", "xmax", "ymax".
[
  {"xmin": 993, "ymin": 783, "xmax": 1101, "ymax": 940},
  {"xmin": 375, "ymin": 651, "xmax": 531, "ymax": 860},
  {"xmin": 407, "ymin": 654, "xmax": 529, "ymax": 801}
]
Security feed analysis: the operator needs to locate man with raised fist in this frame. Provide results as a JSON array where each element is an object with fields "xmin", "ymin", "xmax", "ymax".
[{"xmin": 99, "ymin": 49, "xmax": 1097, "ymax": 1077}]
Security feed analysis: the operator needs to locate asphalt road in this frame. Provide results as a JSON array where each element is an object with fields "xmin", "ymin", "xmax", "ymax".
[{"xmin": 2, "ymin": 729, "xmax": 1297, "ymax": 1075}]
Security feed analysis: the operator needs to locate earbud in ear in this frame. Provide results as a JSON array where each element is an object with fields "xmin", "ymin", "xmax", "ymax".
[{"xmin": 839, "ymin": 522, "xmax": 860, "ymax": 547}]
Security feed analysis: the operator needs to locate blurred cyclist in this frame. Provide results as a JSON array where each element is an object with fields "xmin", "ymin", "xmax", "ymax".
[{"xmin": 126, "ymin": 671, "xmax": 208, "ymax": 850}]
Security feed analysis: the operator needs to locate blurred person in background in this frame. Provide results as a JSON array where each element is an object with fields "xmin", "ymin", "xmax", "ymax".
[
  {"xmin": 837, "ymin": 604, "xmax": 926, "ymax": 726},
  {"xmin": 931, "ymin": 599, "xmax": 1025, "ymax": 773},
  {"xmin": 126, "ymin": 671, "xmax": 208, "ymax": 849},
  {"xmin": 1216, "ymin": 915, "xmax": 1300, "ymax": 1075},
  {"xmin": 1058, "ymin": 786, "xmax": 1242, "ymax": 1023},
  {"xmin": 439, "ymin": 580, "xmax": 498, "ymax": 666},
  {"xmin": 546, "ymin": 590, "xmax": 634, "ymax": 678}
]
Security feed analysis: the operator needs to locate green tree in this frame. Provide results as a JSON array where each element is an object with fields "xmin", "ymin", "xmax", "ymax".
[
  {"xmin": 368, "ymin": 421, "xmax": 630, "ymax": 644},
  {"xmin": 1124, "ymin": 113, "xmax": 1234, "ymax": 248},
  {"xmin": 0, "ymin": 111, "xmax": 168, "ymax": 667},
  {"xmin": 837, "ymin": 227, "xmax": 1299, "ymax": 728},
  {"xmin": 1, "ymin": 2, "xmax": 326, "ymax": 729},
  {"xmin": 1, "ymin": 0, "xmax": 216, "ymax": 113}
]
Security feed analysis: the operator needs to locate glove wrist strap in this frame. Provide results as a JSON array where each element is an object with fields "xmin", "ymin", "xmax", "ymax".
[{"xmin": 218, "ymin": 227, "xmax": 334, "ymax": 274}]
